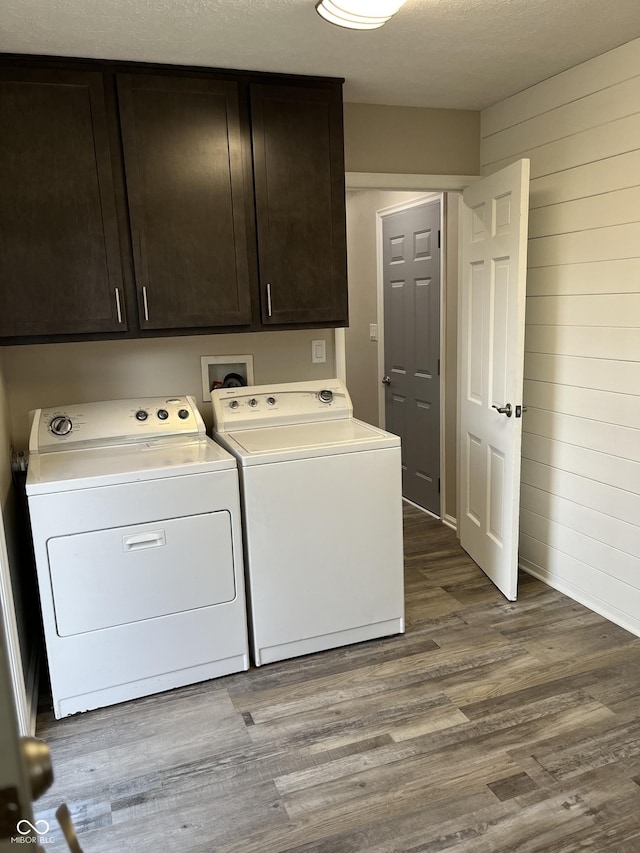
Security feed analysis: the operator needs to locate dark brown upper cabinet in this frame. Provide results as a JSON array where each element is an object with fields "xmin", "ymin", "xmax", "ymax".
[
  {"xmin": 0, "ymin": 68, "xmax": 126, "ymax": 337},
  {"xmin": 251, "ymin": 83, "xmax": 348, "ymax": 327},
  {"xmin": 0, "ymin": 59, "xmax": 347, "ymax": 343},
  {"xmin": 117, "ymin": 74, "xmax": 252, "ymax": 330}
]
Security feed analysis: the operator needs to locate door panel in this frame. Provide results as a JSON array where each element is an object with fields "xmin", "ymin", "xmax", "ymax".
[
  {"xmin": 251, "ymin": 83, "xmax": 347, "ymax": 326},
  {"xmin": 0, "ymin": 68, "xmax": 125, "ymax": 337},
  {"xmin": 117, "ymin": 74, "xmax": 252, "ymax": 330},
  {"xmin": 488, "ymin": 445, "xmax": 506, "ymax": 545},
  {"xmin": 414, "ymin": 278, "xmax": 433, "ymax": 373},
  {"xmin": 48, "ymin": 511, "xmax": 235, "ymax": 636},
  {"xmin": 383, "ymin": 201, "xmax": 441, "ymax": 514},
  {"xmin": 389, "ymin": 281, "xmax": 406, "ymax": 368},
  {"xmin": 459, "ymin": 159, "xmax": 530, "ymax": 601},
  {"xmin": 492, "ymin": 260, "xmax": 510, "ymax": 404}
]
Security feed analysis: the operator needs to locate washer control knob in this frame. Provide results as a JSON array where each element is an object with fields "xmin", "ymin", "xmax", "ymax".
[
  {"xmin": 248, "ymin": 398, "xmax": 258, "ymax": 408},
  {"xmin": 49, "ymin": 416, "xmax": 73, "ymax": 436},
  {"xmin": 318, "ymin": 389, "xmax": 333, "ymax": 403},
  {"xmin": 267, "ymin": 396, "xmax": 276, "ymax": 406},
  {"xmin": 157, "ymin": 409, "xmax": 169, "ymax": 420},
  {"xmin": 229, "ymin": 400, "xmax": 239, "ymax": 410},
  {"xmin": 178, "ymin": 409, "xmax": 190, "ymax": 420},
  {"xmin": 135, "ymin": 409, "xmax": 148, "ymax": 421}
]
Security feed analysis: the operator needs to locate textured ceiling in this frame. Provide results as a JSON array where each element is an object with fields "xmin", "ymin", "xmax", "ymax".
[{"xmin": 1, "ymin": 0, "xmax": 639, "ymax": 109}]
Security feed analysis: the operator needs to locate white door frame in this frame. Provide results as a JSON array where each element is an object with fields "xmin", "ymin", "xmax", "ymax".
[
  {"xmin": 345, "ymin": 173, "xmax": 480, "ymax": 192},
  {"xmin": 0, "ymin": 513, "xmax": 29, "ymax": 735},
  {"xmin": 337, "ymin": 172, "xmax": 479, "ymax": 526}
]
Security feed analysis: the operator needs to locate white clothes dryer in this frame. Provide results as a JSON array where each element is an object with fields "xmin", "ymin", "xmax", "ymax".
[
  {"xmin": 26, "ymin": 396, "xmax": 249, "ymax": 718},
  {"xmin": 212, "ymin": 379, "xmax": 404, "ymax": 666}
]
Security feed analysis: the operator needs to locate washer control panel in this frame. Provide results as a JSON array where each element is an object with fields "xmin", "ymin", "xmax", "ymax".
[
  {"xmin": 49, "ymin": 415, "xmax": 73, "ymax": 436},
  {"xmin": 212, "ymin": 379, "xmax": 353, "ymax": 432},
  {"xmin": 30, "ymin": 396, "xmax": 205, "ymax": 453}
]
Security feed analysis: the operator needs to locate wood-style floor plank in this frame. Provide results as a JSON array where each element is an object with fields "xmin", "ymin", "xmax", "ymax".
[{"xmin": 33, "ymin": 505, "xmax": 640, "ymax": 851}]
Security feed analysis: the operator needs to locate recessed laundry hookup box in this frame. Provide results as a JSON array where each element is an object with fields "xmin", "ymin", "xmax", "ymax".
[{"xmin": 201, "ymin": 354, "xmax": 255, "ymax": 401}]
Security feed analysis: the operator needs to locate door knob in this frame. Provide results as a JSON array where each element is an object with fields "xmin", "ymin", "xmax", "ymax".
[
  {"xmin": 492, "ymin": 403, "xmax": 512, "ymax": 417},
  {"xmin": 382, "ymin": 376, "xmax": 391, "ymax": 385}
]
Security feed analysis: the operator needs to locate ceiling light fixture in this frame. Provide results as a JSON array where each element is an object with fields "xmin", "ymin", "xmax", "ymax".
[{"xmin": 315, "ymin": 0, "xmax": 408, "ymax": 30}]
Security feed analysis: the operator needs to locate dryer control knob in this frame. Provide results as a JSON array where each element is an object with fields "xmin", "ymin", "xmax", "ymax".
[
  {"xmin": 157, "ymin": 409, "xmax": 169, "ymax": 420},
  {"xmin": 49, "ymin": 416, "xmax": 73, "ymax": 436},
  {"xmin": 178, "ymin": 409, "xmax": 190, "ymax": 420},
  {"xmin": 318, "ymin": 389, "xmax": 333, "ymax": 403},
  {"xmin": 229, "ymin": 400, "xmax": 239, "ymax": 410},
  {"xmin": 248, "ymin": 398, "xmax": 258, "ymax": 408},
  {"xmin": 267, "ymin": 396, "xmax": 276, "ymax": 406},
  {"xmin": 135, "ymin": 410, "xmax": 148, "ymax": 421}
]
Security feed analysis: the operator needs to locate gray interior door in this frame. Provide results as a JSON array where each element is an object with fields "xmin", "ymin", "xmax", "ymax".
[{"xmin": 383, "ymin": 200, "xmax": 441, "ymax": 514}]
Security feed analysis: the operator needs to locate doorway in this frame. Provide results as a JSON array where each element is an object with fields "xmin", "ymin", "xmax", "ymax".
[
  {"xmin": 341, "ymin": 165, "xmax": 530, "ymax": 602},
  {"xmin": 380, "ymin": 197, "xmax": 441, "ymax": 515},
  {"xmin": 341, "ymin": 181, "xmax": 466, "ymax": 529}
]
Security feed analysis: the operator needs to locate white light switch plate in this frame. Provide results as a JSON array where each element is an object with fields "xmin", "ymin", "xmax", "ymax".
[
  {"xmin": 369, "ymin": 324, "xmax": 378, "ymax": 341},
  {"xmin": 312, "ymin": 339, "xmax": 326, "ymax": 364}
]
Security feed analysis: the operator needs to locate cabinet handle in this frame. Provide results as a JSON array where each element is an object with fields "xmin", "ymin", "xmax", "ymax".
[
  {"xmin": 266, "ymin": 283, "xmax": 272, "ymax": 318},
  {"xmin": 142, "ymin": 285, "xmax": 149, "ymax": 322},
  {"xmin": 114, "ymin": 287, "xmax": 123, "ymax": 324}
]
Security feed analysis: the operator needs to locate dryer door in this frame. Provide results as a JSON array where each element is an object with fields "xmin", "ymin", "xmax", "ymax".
[{"xmin": 48, "ymin": 511, "xmax": 235, "ymax": 636}]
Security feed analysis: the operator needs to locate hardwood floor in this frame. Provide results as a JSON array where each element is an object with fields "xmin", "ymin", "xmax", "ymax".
[{"xmin": 34, "ymin": 505, "xmax": 640, "ymax": 851}]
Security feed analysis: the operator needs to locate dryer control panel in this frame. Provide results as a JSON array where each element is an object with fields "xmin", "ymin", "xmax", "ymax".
[
  {"xmin": 30, "ymin": 396, "xmax": 205, "ymax": 453},
  {"xmin": 212, "ymin": 379, "xmax": 353, "ymax": 432}
]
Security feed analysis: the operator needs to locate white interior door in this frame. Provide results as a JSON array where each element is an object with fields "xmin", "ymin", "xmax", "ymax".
[{"xmin": 459, "ymin": 159, "xmax": 530, "ymax": 601}]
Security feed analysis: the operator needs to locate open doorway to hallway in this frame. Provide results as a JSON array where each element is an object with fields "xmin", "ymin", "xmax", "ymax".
[{"xmin": 343, "ymin": 188, "xmax": 461, "ymax": 530}]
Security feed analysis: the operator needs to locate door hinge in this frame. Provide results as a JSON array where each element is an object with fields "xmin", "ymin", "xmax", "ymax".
[{"xmin": 437, "ymin": 230, "xmax": 441, "ymax": 249}]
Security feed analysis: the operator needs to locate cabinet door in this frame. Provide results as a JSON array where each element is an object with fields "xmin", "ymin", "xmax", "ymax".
[
  {"xmin": 0, "ymin": 69, "xmax": 126, "ymax": 337},
  {"xmin": 251, "ymin": 84, "xmax": 348, "ymax": 326},
  {"xmin": 117, "ymin": 74, "xmax": 252, "ymax": 330}
]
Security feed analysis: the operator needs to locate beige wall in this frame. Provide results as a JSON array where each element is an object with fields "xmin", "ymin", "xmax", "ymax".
[
  {"xmin": 3, "ymin": 330, "xmax": 336, "ymax": 449},
  {"xmin": 481, "ymin": 38, "xmax": 640, "ymax": 635},
  {"xmin": 344, "ymin": 103, "xmax": 480, "ymax": 176},
  {"xmin": 345, "ymin": 190, "xmax": 459, "ymax": 521}
]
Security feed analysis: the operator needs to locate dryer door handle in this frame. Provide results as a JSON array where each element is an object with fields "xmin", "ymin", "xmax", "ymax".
[{"xmin": 123, "ymin": 530, "xmax": 166, "ymax": 552}]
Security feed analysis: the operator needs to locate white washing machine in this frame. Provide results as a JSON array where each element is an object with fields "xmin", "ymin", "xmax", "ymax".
[
  {"xmin": 212, "ymin": 379, "xmax": 405, "ymax": 666},
  {"xmin": 26, "ymin": 396, "xmax": 249, "ymax": 718}
]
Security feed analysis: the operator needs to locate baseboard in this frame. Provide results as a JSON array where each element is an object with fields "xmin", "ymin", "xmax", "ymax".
[
  {"xmin": 402, "ymin": 497, "xmax": 440, "ymax": 521},
  {"xmin": 519, "ymin": 556, "xmax": 640, "ymax": 639},
  {"xmin": 401, "ymin": 500, "xmax": 457, "ymax": 531},
  {"xmin": 25, "ymin": 644, "xmax": 39, "ymax": 736}
]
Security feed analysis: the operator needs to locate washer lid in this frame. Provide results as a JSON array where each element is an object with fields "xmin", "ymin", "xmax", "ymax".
[
  {"xmin": 26, "ymin": 435, "xmax": 236, "ymax": 495},
  {"xmin": 219, "ymin": 418, "xmax": 400, "ymax": 465}
]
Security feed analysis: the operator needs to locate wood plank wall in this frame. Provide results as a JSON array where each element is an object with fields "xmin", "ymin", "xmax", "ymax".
[{"xmin": 480, "ymin": 38, "xmax": 640, "ymax": 636}]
